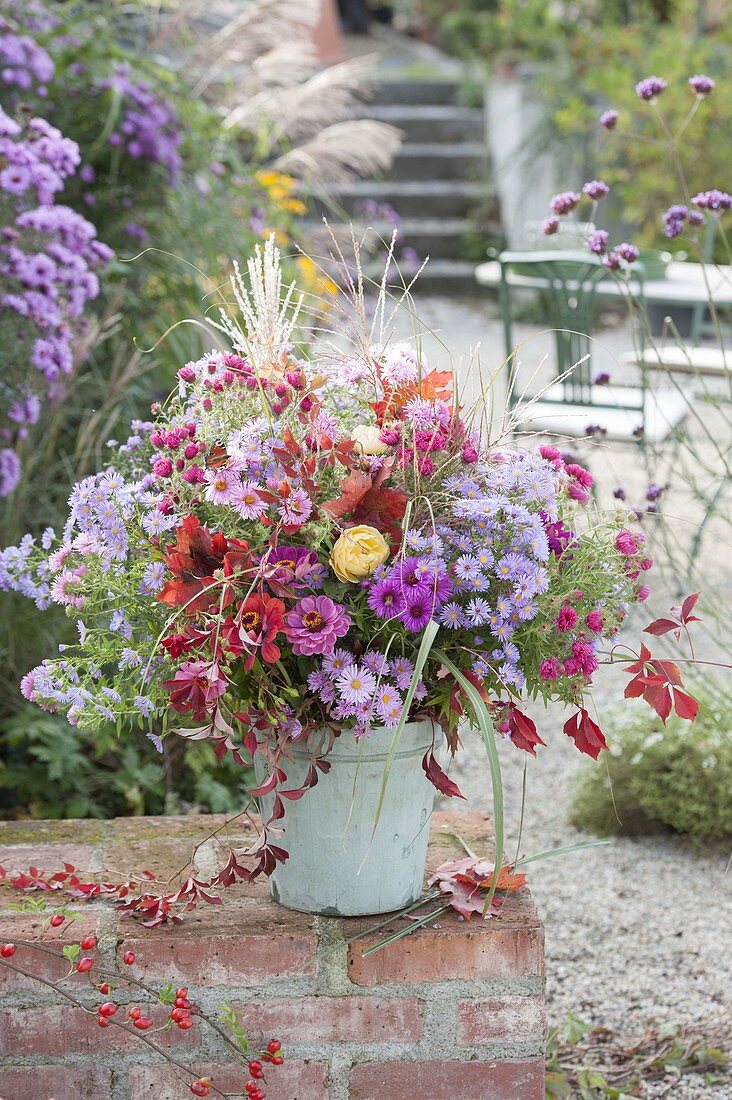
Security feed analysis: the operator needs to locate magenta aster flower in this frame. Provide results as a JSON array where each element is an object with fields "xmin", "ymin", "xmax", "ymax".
[
  {"xmin": 367, "ymin": 576, "xmax": 405, "ymax": 619},
  {"xmin": 400, "ymin": 593, "xmax": 434, "ymax": 632},
  {"xmin": 556, "ymin": 606, "xmax": 578, "ymax": 633},
  {"xmin": 285, "ymin": 595, "xmax": 350, "ymax": 656}
]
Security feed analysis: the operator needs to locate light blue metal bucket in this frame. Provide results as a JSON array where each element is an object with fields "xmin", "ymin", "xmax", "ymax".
[{"xmin": 255, "ymin": 721, "xmax": 436, "ymax": 916}]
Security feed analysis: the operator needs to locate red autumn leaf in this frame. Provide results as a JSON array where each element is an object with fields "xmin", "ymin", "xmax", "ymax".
[
  {"xmin": 625, "ymin": 643, "xmax": 652, "ymax": 675},
  {"xmin": 649, "ymin": 659, "xmax": 683, "ymax": 686},
  {"xmin": 673, "ymin": 688, "xmax": 699, "ymax": 721},
  {"xmin": 322, "ymin": 470, "xmax": 373, "ymax": 519},
  {"xmin": 644, "ymin": 618, "xmax": 681, "ymax": 636},
  {"xmin": 422, "ymin": 749, "xmax": 466, "ymax": 799},
  {"xmin": 563, "ymin": 709, "xmax": 608, "ymax": 759},
  {"xmin": 680, "ymin": 592, "xmax": 701, "ymax": 623},
  {"xmin": 651, "ymin": 684, "xmax": 673, "ymax": 723},
  {"xmin": 353, "ymin": 485, "xmax": 408, "ymax": 542},
  {"xmin": 507, "ymin": 707, "xmax": 546, "ymax": 756}
]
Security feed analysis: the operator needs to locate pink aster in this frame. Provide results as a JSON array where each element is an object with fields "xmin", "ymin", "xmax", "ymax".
[
  {"xmin": 586, "ymin": 610, "xmax": 604, "ymax": 632},
  {"xmin": 203, "ymin": 465, "xmax": 240, "ymax": 505},
  {"xmin": 285, "ymin": 595, "xmax": 350, "ymax": 656},
  {"xmin": 539, "ymin": 658, "xmax": 560, "ymax": 680},
  {"xmin": 556, "ymin": 606, "xmax": 578, "ymax": 633},
  {"xmin": 279, "ymin": 489, "xmax": 312, "ymax": 527},
  {"xmin": 565, "ymin": 463, "xmax": 593, "ymax": 503},
  {"xmin": 615, "ymin": 529, "xmax": 639, "ymax": 556},
  {"xmin": 235, "ymin": 480, "xmax": 268, "ymax": 520}
]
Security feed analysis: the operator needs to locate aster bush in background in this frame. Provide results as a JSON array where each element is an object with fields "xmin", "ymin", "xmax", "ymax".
[{"xmin": 0, "ymin": 105, "xmax": 112, "ymax": 497}]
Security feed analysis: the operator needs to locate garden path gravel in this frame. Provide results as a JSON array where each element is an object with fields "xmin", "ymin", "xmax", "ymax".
[{"xmin": 392, "ymin": 296, "xmax": 732, "ymax": 1095}]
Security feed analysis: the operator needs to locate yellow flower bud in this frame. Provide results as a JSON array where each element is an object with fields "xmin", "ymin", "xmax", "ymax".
[{"xmin": 330, "ymin": 525, "xmax": 390, "ymax": 583}]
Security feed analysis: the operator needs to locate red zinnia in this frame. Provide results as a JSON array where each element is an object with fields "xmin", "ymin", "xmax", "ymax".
[{"xmin": 237, "ymin": 593, "xmax": 286, "ymax": 668}]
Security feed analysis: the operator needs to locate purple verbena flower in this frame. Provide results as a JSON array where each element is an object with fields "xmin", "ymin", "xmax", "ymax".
[
  {"xmin": 635, "ymin": 76, "xmax": 668, "ymax": 101},
  {"xmin": 688, "ymin": 74, "xmax": 715, "ymax": 96},
  {"xmin": 582, "ymin": 179, "xmax": 610, "ymax": 201}
]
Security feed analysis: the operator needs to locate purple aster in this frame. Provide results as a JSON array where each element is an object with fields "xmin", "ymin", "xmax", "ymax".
[
  {"xmin": 375, "ymin": 684, "xmax": 403, "ymax": 727},
  {"xmin": 454, "ymin": 554, "xmax": 481, "ymax": 582},
  {"xmin": 600, "ymin": 109, "xmax": 619, "ymax": 130},
  {"xmin": 465, "ymin": 597, "xmax": 491, "ymax": 626},
  {"xmin": 336, "ymin": 663, "xmax": 377, "ymax": 705},
  {"xmin": 400, "ymin": 594, "xmax": 434, "ymax": 632},
  {"xmin": 362, "ymin": 650, "xmax": 389, "ymax": 674},
  {"xmin": 285, "ymin": 595, "xmax": 350, "ymax": 657},
  {"xmin": 322, "ymin": 647, "xmax": 351, "ymax": 676},
  {"xmin": 635, "ymin": 76, "xmax": 668, "ymax": 101},
  {"xmin": 390, "ymin": 656, "xmax": 414, "ymax": 690},
  {"xmin": 367, "ymin": 575, "xmax": 405, "ymax": 619},
  {"xmin": 586, "ymin": 230, "xmax": 609, "ymax": 256},
  {"xmin": 550, "ymin": 191, "xmax": 581, "ymax": 216},
  {"xmin": 438, "ymin": 602, "xmax": 465, "ymax": 630},
  {"xmin": 582, "ymin": 179, "xmax": 610, "ymax": 201},
  {"xmin": 544, "ymin": 517, "xmax": 575, "ymax": 558},
  {"xmin": 688, "ymin": 74, "xmax": 715, "ymax": 96}
]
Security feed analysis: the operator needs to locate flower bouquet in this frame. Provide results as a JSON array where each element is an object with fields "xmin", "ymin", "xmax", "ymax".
[{"xmin": 2, "ymin": 238, "xmax": 662, "ymax": 917}]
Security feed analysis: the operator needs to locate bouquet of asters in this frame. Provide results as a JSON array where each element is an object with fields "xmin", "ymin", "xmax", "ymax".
[{"xmin": 1, "ymin": 238, "xmax": 657, "ymax": 887}]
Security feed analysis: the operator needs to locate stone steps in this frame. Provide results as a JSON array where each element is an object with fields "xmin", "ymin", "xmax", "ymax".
[
  {"xmin": 322, "ymin": 179, "xmax": 490, "ymax": 219},
  {"xmin": 367, "ymin": 103, "xmax": 484, "ymax": 143},
  {"xmin": 370, "ymin": 78, "xmax": 464, "ymax": 106},
  {"xmin": 391, "ymin": 141, "xmax": 487, "ymax": 181}
]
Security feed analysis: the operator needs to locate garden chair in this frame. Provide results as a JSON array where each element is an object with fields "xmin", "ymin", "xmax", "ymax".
[
  {"xmin": 621, "ymin": 221, "xmax": 731, "ymax": 381},
  {"xmin": 497, "ymin": 250, "xmax": 690, "ymax": 443}
]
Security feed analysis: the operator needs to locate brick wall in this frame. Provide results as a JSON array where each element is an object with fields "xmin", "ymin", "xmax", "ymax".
[{"xmin": 0, "ymin": 812, "xmax": 545, "ymax": 1100}]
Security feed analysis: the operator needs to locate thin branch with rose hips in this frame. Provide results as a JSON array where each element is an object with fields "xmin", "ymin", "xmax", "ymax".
[{"xmin": 0, "ymin": 940, "xmax": 282, "ymax": 1100}]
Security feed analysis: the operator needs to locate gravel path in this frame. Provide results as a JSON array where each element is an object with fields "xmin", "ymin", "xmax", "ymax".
[{"xmin": 390, "ymin": 294, "xmax": 732, "ymax": 1095}]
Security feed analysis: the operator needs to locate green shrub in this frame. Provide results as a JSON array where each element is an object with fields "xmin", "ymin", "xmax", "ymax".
[
  {"xmin": 0, "ymin": 706, "xmax": 253, "ymax": 820},
  {"xmin": 569, "ymin": 690, "xmax": 732, "ymax": 843}
]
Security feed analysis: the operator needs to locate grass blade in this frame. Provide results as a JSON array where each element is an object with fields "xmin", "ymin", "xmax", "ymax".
[{"xmin": 434, "ymin": 651, "xmax": 504, "ymax": 918}]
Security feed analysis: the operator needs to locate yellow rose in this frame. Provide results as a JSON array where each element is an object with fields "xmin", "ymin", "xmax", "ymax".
[
  {"xmin": 350, "ymin": 424, "xmax": 388, "ymax": 456},
  {"xmin": 330, "ymin": 525, "xmax": 390, "ymax": 583}
]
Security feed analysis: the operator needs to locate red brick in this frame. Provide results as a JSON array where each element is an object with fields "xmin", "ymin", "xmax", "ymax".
[
  {"xmin": 347, "ymin": 893, "xmax": 544, "ymax": 985},
  {"xmin": 0, "ymin": 911, "xmax": 101, "ymax": 991},
  {"xmin": 235, "ymin": 995, "xmax": 422, "ymax": 1042},
  {"xmin": 0, "ymin": 1063, "xmax": 111, "ymax": 1100},
  {"xmin": 457, "ymin": 996, "xmax": 546, "ymax": 1044},
  {"xmin": 118, "ymin": 900, "xmax": 317, "ymax": 985},
  {"xmin": 0, "ymin": 1005, "xmax": 194, "ymax": 1056},
  {"xmin": 0, "ymin": 842, "xmax": 102, "ymax": 875},
  {"xmin": 348, "ymin": 1058, "xmax": 545, "ymax": 1099},
  {"xmin": 129, "ymin": 1058, "xmax": 328, "ymax": 1100}
]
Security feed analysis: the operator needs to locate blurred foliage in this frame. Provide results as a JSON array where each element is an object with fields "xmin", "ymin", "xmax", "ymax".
[
  {"xmin": 0, "ymin": 0, "xmax": 304, "ymax": 816},
  {"xmin": 0, "ymin": 705, "xmax": 253, "ymax": 819},
  {"xmin": 569, "ymin": 682, "xmax": 732, "ymax": 843},
  {"xmin": 418, "ymin": 0, "xmax": 731, "ymax": 250}
]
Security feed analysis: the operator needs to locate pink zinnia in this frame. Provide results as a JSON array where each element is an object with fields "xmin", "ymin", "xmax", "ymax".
[
  {"xmin": 285, "ymin": 595, "xmax": 350, "ymax": 656},
  {"xmin": 615, "ymin": 529, "xmax": 638, "ymax": 556},
  {"xmin": 556, "ymin": 606, "xmax": 578, "ymax": 633}
]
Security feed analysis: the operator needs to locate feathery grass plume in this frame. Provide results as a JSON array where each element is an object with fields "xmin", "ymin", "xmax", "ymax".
[
  {"xmin": 273, "ymin": 121, "xmax": 403, "ymax": 186},
  {"xmin": 211, "ymin": 236, "xmax": 303, "ymax": 370},
  {"xmin": 198, "ymin": 0, "xmax": 320, "ymax": 64},
  {"xmin": 224, "ymin": 57, "xmax": 376, "ymax": 145}
]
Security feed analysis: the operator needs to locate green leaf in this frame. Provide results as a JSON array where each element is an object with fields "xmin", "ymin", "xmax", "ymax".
[
  {"xmin": 62, "ymin": 943, "xmax": 80, "ymax": 964},
  {"xmin": 157, "ymin": 981, "xmax": 176, "ymax": 1005}
]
